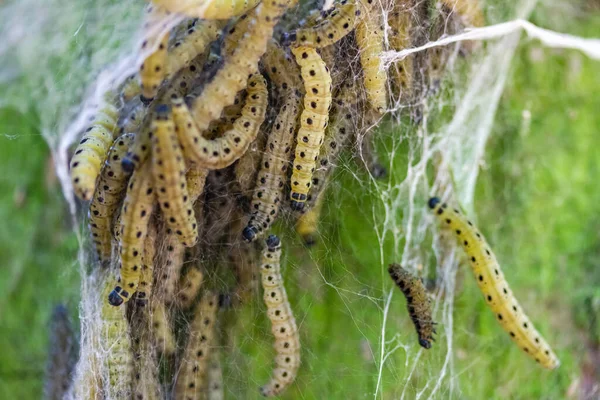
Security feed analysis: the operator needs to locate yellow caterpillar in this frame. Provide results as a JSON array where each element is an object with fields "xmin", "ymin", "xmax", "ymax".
[
  {"xmin": 70, "ymin": 98, "xmax": 120, "ymax": 201},
  {"xmin": 440, "ymin": 0, "xmax": 485, "ymax": 27},
  {"xmin": 388, "ymin": 0, "xmax": 413, "ymax": 100},
  {"xmin": 151, "ymin": 105, "xmax": 198, "ymax": 246},
  {"xmin": 388, "ymin": 263, "xmax": 436, "ymax": 349},
  {"xmin": 89, "ymin": 133, "xmax": 134, "ymax": 264},
  {"xmin": 172, "ymin": 73, "xmax": 268, "ymax": 169},
  {"xmin": 284, "ymin": 0, "xmax": 356, "ymax": 48},
  {"xmin": 109, "ymin": 165, "xmax": 155, "ymax": 306},
  {"xmin": 157, "ymin": 233, "xmax": 186, "ymax": 300},
  {"xmin": 151, "ymin": 0, "xmax": 260, "ymax": 20},
  {"xmin": 132, "ymin": 321, "xmax": 162, "ymax": 400},
  {"xmin": 178, "ymin": 267, "xmax": 204, "ymax": 307},
  {"xmin": 136, "ymin": 221, "xmax": 158, "ymax": 305},
  {"xmin": 167, "ymin": 20, "xmax": 223, "ymax": 77},
  {"xmin": 356, "ymin": 0, "xmax": 387, "ymax": 113},
  {"xmin": 150, "ymin": 301, "xmax": 176, "ymax": 354},
  {"xmin": 119, "ymin": 102, "xmax": 145, "ymax": 134},
  {"xmin": 120, "ymin": 75, "xmax": 142, "ymax": 103},
  {"xmin": 207, "ymin": 348, "xmax": 224, "ymax": 400},
  {"xmin": 184, "ymin": 0, "xmax": 292, "ymax": 149},
  {"xmin": 175, "ymin": 291, "xmax": 219, "ymax": 399},
  {"xmin": 243, "ymin": 44, "xmax": 301, "ymax": 241},
  {"xmin": 295, "ymin": 190, "xmax": 324, "ymax": 247},
  {"xmin": 101, "ymin": 277, "xmax": 133, "ymax": 396},
  {"xmin": 259, "ymin": 235, "xmax": 301, "ymax": 397},
  {"xmin": 139, "ymin": 5, "xmax": 170, "ymax": 103},
  {"xmin": 289, "ymin": 46, "xmax": 332, "ymax": 211},
  {"xmin": 428, "ymin": 197, "xmax": 560, "ymax": 369}
]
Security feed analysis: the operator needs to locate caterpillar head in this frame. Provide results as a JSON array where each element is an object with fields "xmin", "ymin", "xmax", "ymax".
[{"xmin": 428, "ymin": 197, "xmax": 441, "ymax": 209}]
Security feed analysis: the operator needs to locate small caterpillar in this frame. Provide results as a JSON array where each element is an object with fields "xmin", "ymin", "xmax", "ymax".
[
  {"xmin": 388, "ymin": 0, "xmax": 413, "ymax": 100},
  {"xmin": 388, "ymin": 263, "xmax": 436, "ymax": 349},
  {"xmin": 289, "ymin": 46, "xmax": 332, "ymax": 211},
  {"xmin": 121, "ymin": 121, "xmax": 152, "ymax": 173},
  {"xmin": 151, "ymin": 105, "xmax": 198, "ymax": 246},
  {"xmin": 172, "ymin": 73, "xmax": 268, "ymax": 169},
  {"xmin": 109, "ymin": 165, "xmax": 155, "ymax": 306},
  {"xmin": 70, "ymin": 99, "xmax": 120, "ymax": 200},
  {"xmin": 120, "ymin": 75, "xmax": 142, "ymax": 103},
  {"xmin": 101, "ymin": 277, "xmax": 133, "ymax": 395},
  {"xmin": 89, "ymin": 133, "xmax": 135, "ymax": 264},
  {"xmin": 283, "ymin": 0, "xmax": 356, "ymax": 48},
  {"xmin": 175, "ymin": 291, "xmax": 219, "ymax": 399},
  {"xmin": 119, "ymin": 102, "xmax": 146, "ymax": 134},
  {"xmin": 207, "ymin": 348, "xmax": 224, "ymax": 400},
  {"xmin": 185, "ymin": 0, "xmax": 291, "ymax": 144},
  {"xmin": 428, "ymin": 197, "xmax": 560, "ymax": 369},
  {"xmin": 157, "ymin": 233, "xmax": 186, "ymax": 300},
  {"xmin": 295, "ymin": 190, "xmax": 324, "ymax": 247},
  {"xmin": 136, "ymin": 221, "xmax": 158, "ymax": 305},
  {"xmin": 178, "ymin": 267, "xmax": 204, "ymax": 307},
  {"xmin": 243, "ymin": 44, "xmax": 301, "ymax": 241},
  {"xmin": 151, "ymin": 0, "xmax": 260, "ymax": 20},
  {"xmin": 356, "ymin": 0, "xmax": 387, "ymax": 113},
  {"xmin": 222, "ymin": 12, "xmax": 254, "ymax": 56},
  {"xmin": 166, "ymin": 20, "xmax": 223, "ymax": 77},
  {"xmin": 132, "ymin": 317, "xmax": 163, "ymax": 400},
  {"xmin": 150, "ymin": 301, "xmax": 176, "ymax": 354},
  {"xmin": 139, "ymin": 5, "xmax": 170, "ymax": 103},
  {"xmin": 259, "ymin": 235, "xmax": 300, "ymax": 397}
]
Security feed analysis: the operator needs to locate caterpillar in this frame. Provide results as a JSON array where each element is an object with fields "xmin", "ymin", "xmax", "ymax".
[
  {"xmin": 295, "ymin": 190, "xmax": 324, "ymax": 247},
  {"xmin": 172, "ymin": 73, "xmax": 268, "ymax": 169},
  {"xmin": 388, "ymin": 263, "xmax": 436, "ymax": 349},
  {"xmin": 289, "ymin": 46, "xmax": 332, "ymax": 211},
  {"xmin": 43, "ymin": 305, "xmax": 77, "ymax": 400},
  {"xmin": 136, "ymin": 221, "xmax": 158, "ymax": 305},
  {"xmin": 150, "ymin": 301, "xmax": 176, "ymax": 354},
  {"xmin": 70, "ymin": 99, "xmax": 120, "ymax": 201},
  {"xmin": 151, "ymin": 0, "xmax": 260, "ymax": 20},
  {"xmin": 259, "ymin": 235, "xmax": 301, "ymax": 397},
  {"xmin": 185, "ymin": 0, "xmax": 291, "ymax": 146},
  {"xmin": 178, "ymin": 267, "xmax": 204, "ymax": 308},
  {"xmin": 139, "ymin": 5, "xmax": 170, "ymax": 104},
  {"xmin": 119, "ymin": 102, "xmax": 145, "ymax": 134},
  {"xmin": 388, "ymin": 0, "xmax": 414, "ymax": 100},
  {"xmin": 166, "ymin": 20, "xmax": 223, "ymax": 77},
  {"xmin": 355, "ymin": 0, "xmax": 387, "ymax": 113},
  {"xmin": 132, "ymin": 320, "xmax": 163, "ymax": 400},
  {"xmin": 156, "ymin": 233, "xmax": 186, "ymax": 300},
  {"xmin": 283, "ymin": 0, "xmax": 357, "ymax": 48},
  {"xmin": 207, "ymin": 348, "xmax": 224, "ymax": 400},
  {"xmin": 109, "ymin": 164, "xmax": 155, "ymax": 306},
  {"xmin": 89, "ymin": 133, "xmax": 135, "ymax": 264},
  {"xmin": 186, "ymin": 166, "xmax": 209, "ymax": 203},
  {"xmin": 222, "ymin": 12, "xmax": 254, "ymax": 56},
  {"xmin": 121, "ymin": 122, "xmax": 152, "ymax": 173},
  {"xmin": 428, "ymin": 197, "xmax": 560, "ymax": 369},
  {"xmin": 175, "ymin": 291, "xmax": 219, "ymax": 399},
  {"xmin": 243, "ymin": 44, "xmax": 302, "ymax": 241},
  {"xmin": 440, "ymin": 0, "xmax": 485, "ymax": 27},
  {"xmin": 101, "ymin": 277, "xmax": 133, "ymax": 395},
  {"xmin": 151, "ymin": 105, "xmax": 198, "ymax": 246},
  {"xmin": 120, "ymin": 75, "xmax": 142, "ymax": 103}
]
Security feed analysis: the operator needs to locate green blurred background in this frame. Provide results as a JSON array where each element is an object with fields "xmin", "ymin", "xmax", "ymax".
[{"xmin": 1, "ymin": 0, "xmax": 599, "ymax": 398}]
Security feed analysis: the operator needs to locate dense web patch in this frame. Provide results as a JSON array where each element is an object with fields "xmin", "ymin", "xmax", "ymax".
[{"xmin": 2, "ymin": 0, "xmax": 600, "ymax": 398}]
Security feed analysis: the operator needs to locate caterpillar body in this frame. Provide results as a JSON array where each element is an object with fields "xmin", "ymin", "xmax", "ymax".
[
  {"xmin": 119, "ymin": 102, "xmax": 146, "ymax": 134},
  {"xmin": 289, "ymin": 46, "xmax": 332, "ymax": 211},
  {"xmin": 186, "ymin": 0, "xmax": 291, "ymax": 143},
  {"xmin": 139, "ymin": 5, "xmax": 170, "ymax": 103},
  {"xmin": 70, "ymin": 100, "xmax": 120, "ymax": 201},
  {"xmin": 88, "ymin": 133, "xmax": 135, "ymax": 264},
  {"xmin": 120, "ymin": 75, "xmax": 142, "ymax": 103},
  {"xmin": 428, "ymin": 197, "xmax": 560, "ymax": 369},
  {"xmin": 157, "ymin": 233, "xmax": 186, "ymax": 300},
  {"xmin": 151, "ymin": 105, "xmax": 198, "ymax": 246},
  {"xmin": 243, "ymin": 44, "xmax": 302, "ymax": 242},
  {"xmin": 109, "ymin": 165, "xmax": 155, "ymax": 306},
  {"xmin": 295, "ymin": 190, "xmax": 324, "ymax": 246},
  {"xmin": 121, "ymin": 121, "xmax": 152, "ymax": 173},
  {"xmin": 175, "ymin": 291, "xmax": 219, "ymax": 399},
  {"xmin": 388, "ymin": 263, "xmax": 436, "ymax": 349},
  {"xmin": 172, "ymin": 73, "xmax": 268, "ymax": 169},
  {"xmin": 151, "ymin": 0, "xmax": 260, "ymax": 20},
  {"xmin": 440, "ymin": 0, "xmax": 485, "ymax": 27},
  {"xmin": 222, "ymin": 12, "xmax": 254, "ymax": 56},
  {"xmin": 132, "ymin": 317, "xmax": 163, "ymax": 400},
  {"xmin": 150, "ymin": 301, "xmax": 176, "ymax": 354},
  {"xmin": 259, "ymin": 235, "xmax": 301, "ymax": 397},
  {"xmin": 101, "ymin": 277, "xmax": 133, "ymax": 395},
  {"xmin": 388, "ymin": 0, "xmax": 413, "ymax": 100},
  {"xmin": 136, "ymin": 221, "xmax": 158, "ymax": 305},
  {"xmin": 178, "ymin": 267, "xmax": 204, "ymax": 307},
  {"xmin": 207, "ymin": 348, "xmax": 224, "ymax": 400},
  {"xmin": 284, "ymin": 0, "xmax": 356, "ymax": 48},
  {"xmin": 167, "ymin": 20, "xmax": 223, "ymax": 77},
  {"xmin": 186, "ymin": 166, "xmax": 209, "ymax": 204},
  {"xmin": 355, "ymin": 0, "xmax": 387, "ymax": 113}
]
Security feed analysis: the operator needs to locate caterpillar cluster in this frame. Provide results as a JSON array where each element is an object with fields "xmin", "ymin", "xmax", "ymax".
[{"xmin": 62, "ymin": 0, "xmax": 561, "ymax": 397}]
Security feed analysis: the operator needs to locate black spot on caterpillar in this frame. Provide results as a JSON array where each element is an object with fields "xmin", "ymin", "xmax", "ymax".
[
  {"xmin": 70, "ymin": 98, "xmax": 120, "ymax": 201},
  {"xmin": 108, "ymin": 164, "xmax": 155, "ymax": 306},
  {"xmin": 259, "ymin": 235, "xmax": 300, "ymax": 397},
  {"xmin": 283, "ymin": 0, "xmax": 357, "ymax": 48},
  {"xmin": 88, "ymin": 133, "xmax": 134, "ymax": 264},
  {"xmin": 289, "ymin": 46, "xmax": 332, "ymax": 211},
  {"xmin": 151, "ymin": 104, "xmax": 198, "ymax": 247},
  {"xmin": 388, "ymin": 263, "xmax": 436, "ymax": 349},
  {"xmin": 172, "ymin": 73, "xmax": 268, "ymax": 169},
  {"xmin": 428, "ymin": 196, "xmax": 560, "ymax": 369}
]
